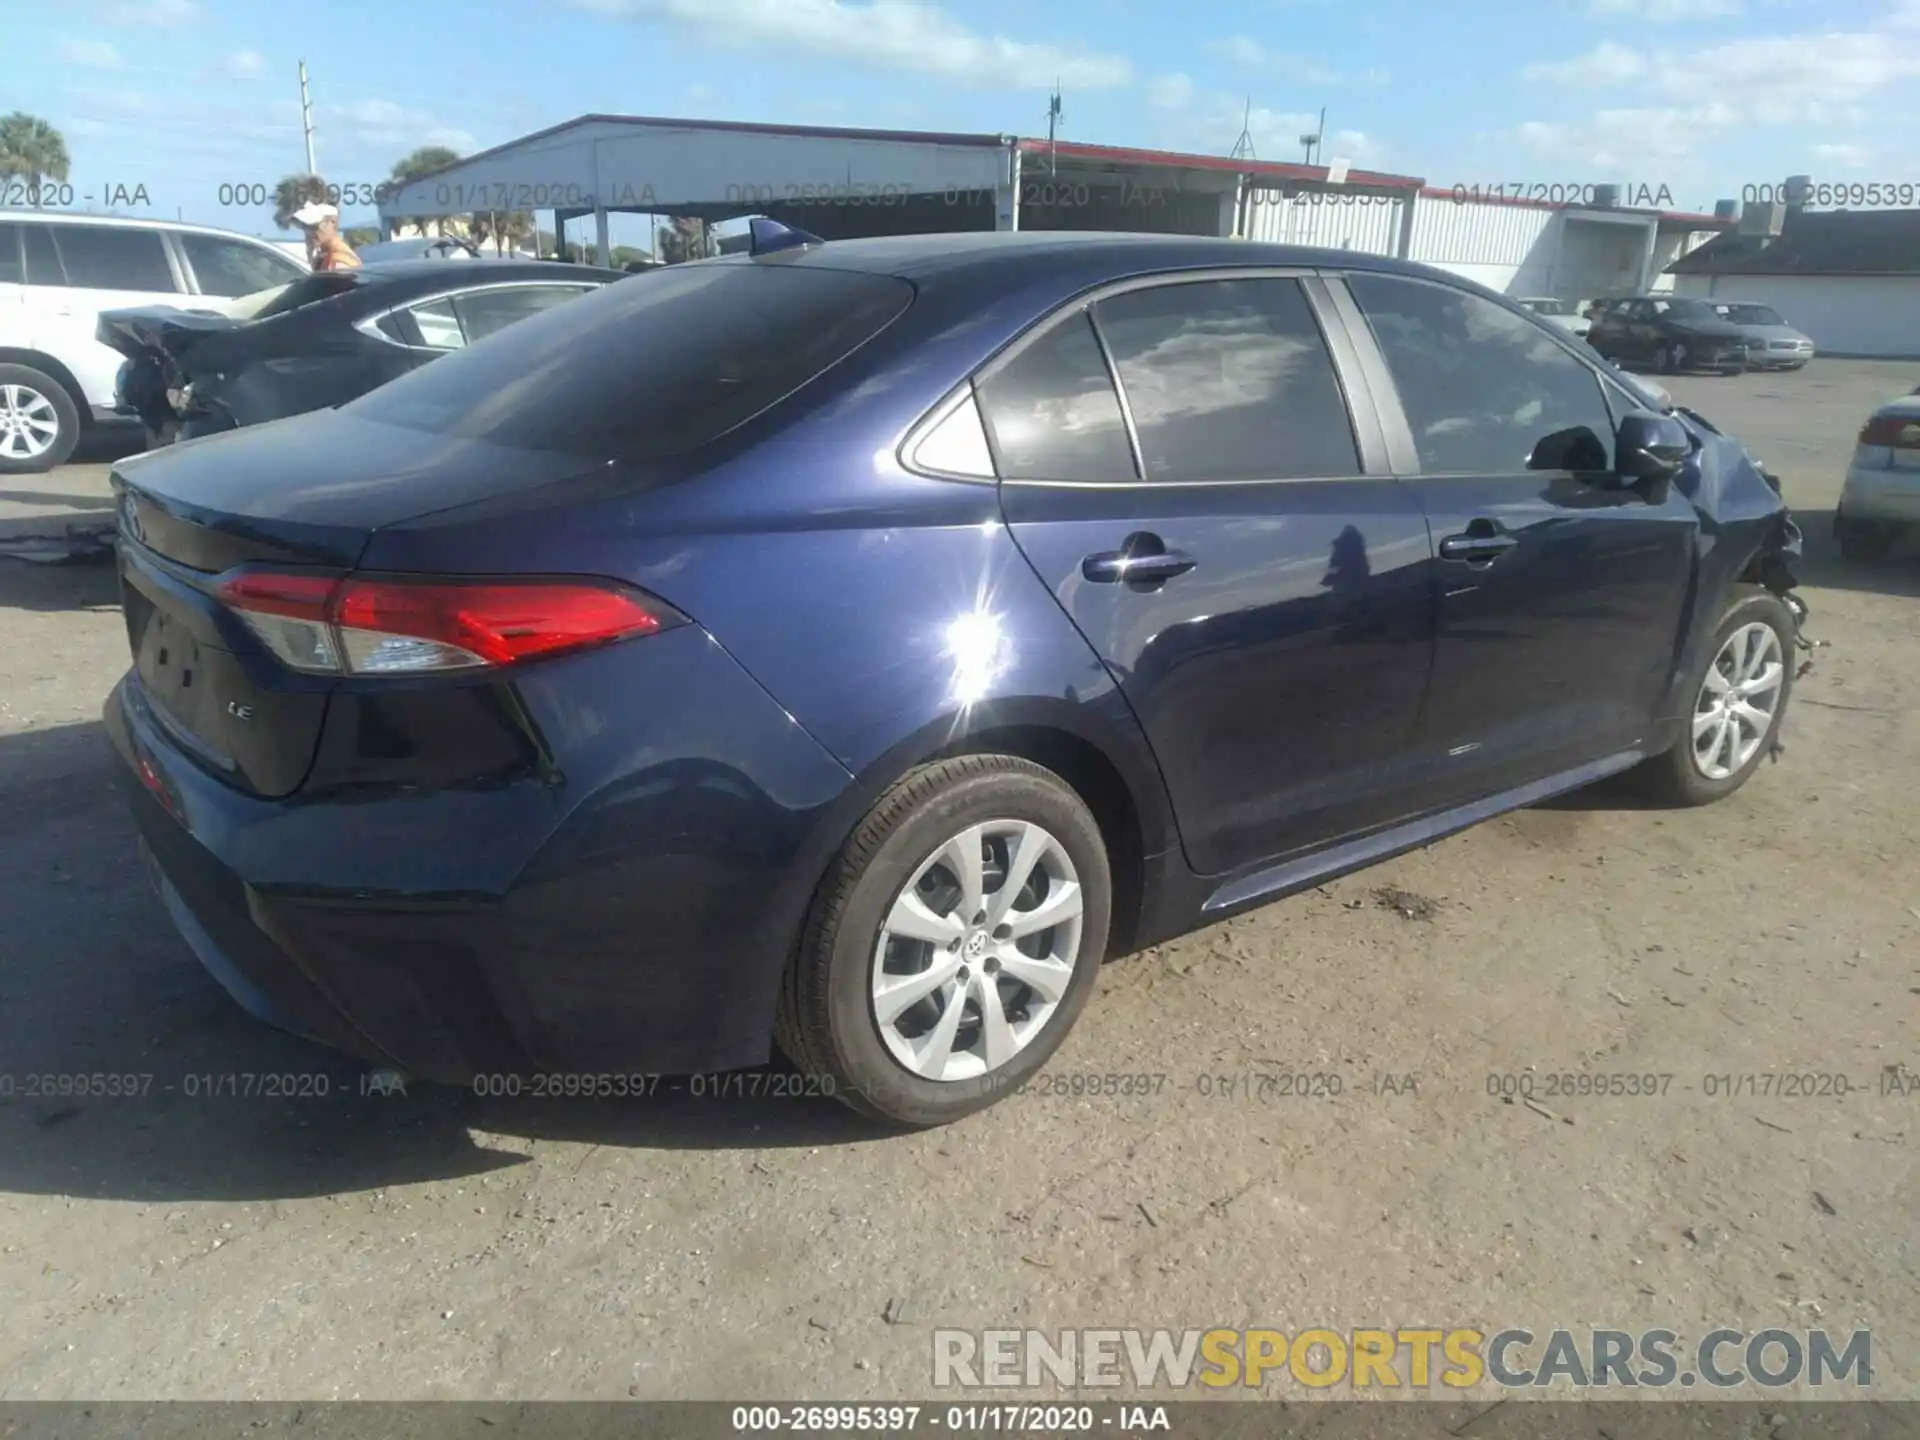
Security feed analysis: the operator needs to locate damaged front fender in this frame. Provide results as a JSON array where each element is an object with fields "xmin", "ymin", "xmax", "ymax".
[{"xmin": 1656, "ymin": 406, "xmax": 1821, "ymax": 734}]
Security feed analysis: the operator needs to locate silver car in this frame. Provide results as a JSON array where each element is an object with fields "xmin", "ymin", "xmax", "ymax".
[
  {"xmin": 1711, "ymin": 302, "xmax": 1815, "ymax": 370},
  {"xmin": 1516, "ymin": 296, "xmax": 1592, "ymax": 340},
  {"xmin": 1836, "ymin": 385, "xmax": 1920, "ymax": 561}
]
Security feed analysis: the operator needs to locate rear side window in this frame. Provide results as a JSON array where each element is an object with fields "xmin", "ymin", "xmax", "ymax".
[
  {"xmin": 21, "ymin": 225, "xmax": 64, "ymax": 285},
  {"xmin": 453, "ymin": 284, "xmax": 592, "ymax": 342},
  {"xmin": 50, "ymin": 226, "xmax": 177, "ymax": 291},
  {"xmin": 350, "ymin": 263, "xmax": 914, "ymax": 459},
  {"xmin": 976, "ymin": 313, "xmax": 1135, "ymax": 482},
  {"xmin": 0, "ymin": 223, "xmax": 21, "ymax": 284},
  {"xmin": 180, "ymin": 232, "xmax": 304, "ymax": 298},
  {"xmin": 1093, "ymin": 278, "xmax": 1359, "ymax": 482},
  {"xmin": 1349, "ymin": 273, "xmax": 1615, "ymax": 475}
]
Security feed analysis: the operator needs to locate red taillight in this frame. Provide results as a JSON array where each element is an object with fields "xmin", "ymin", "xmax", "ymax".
[
  {"xmin": 217, "ymin": 571, "xmax": 338, "ymax": 622},
  {"xmin": 1860, "ymin": 414, "xmax": 1920, "ymax": 448},
  {"xmin": 215, "ymin": 572, "xmax": 676, "ymax": 676},
  {"xmin": 334, "ymin": 580, "xmax": 666, "ymax": 668}
]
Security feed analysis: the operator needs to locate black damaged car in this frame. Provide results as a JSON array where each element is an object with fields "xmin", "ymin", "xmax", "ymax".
[
  {"xmin": 100, "ymin": 259, "xmax": 620, "ymax": 445},
  {"xmin": 1585, "ymin": 295, "xmax": 1751, "ymax": 376}
]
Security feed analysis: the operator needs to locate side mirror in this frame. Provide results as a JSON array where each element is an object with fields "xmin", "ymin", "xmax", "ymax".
[
  {"xmin": 1616, "ymin": 411, "xmax": 1692, "ymax": 483},
  {"xmin": 1529, "ymin": 425, "xmax": 1610, "ymax": 473}
]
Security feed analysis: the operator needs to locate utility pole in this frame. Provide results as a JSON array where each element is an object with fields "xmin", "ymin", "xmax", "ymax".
[
  {"xmin": 299, "ymin": 60, "xmax": 317, "ymax": 175},
  {"xmin": 1298, "ymin": 108, "xmax": 1327, "ymax": 165},
  {"xmin": 1046, "ymin": 83, "xmax": 1062, "ymax": 175}
]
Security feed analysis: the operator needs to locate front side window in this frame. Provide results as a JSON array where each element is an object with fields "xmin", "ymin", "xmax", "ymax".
[
  {"xmin": 1093, "ymin": 278, "xmax": 1360, "ymax": 482},
  {"xmin": 49, "ymin": 225, "xmax": 177, "ymax": 291},
  {"xmin": 1349, "ymin": 272, "xmax": 1616, "ymax": 475},
  {"xmin": 975, "ymin": 312, "xmax": 1135, "ymax": 482},
  {"xmin": 180, "ymin": 233, "xmax": 304, "ymax": 298}
]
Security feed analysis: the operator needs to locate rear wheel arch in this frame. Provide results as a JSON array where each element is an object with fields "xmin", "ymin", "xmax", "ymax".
[
  {"xmin": 920, "ymin": 722, "xmax": 1148, "ymax": 958},
  {"xmin": 790, "ymin": 701, "xmax": 1171, "ymax": 970},
  {"xmin": 0, "ymin": 349, "xmax": 90, "ymax": 425}
]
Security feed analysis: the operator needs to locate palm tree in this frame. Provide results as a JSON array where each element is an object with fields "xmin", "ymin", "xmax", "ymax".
[
  {"xmin": 655, "ymin": 216, "xmax": 708, "ymax": 265},
  {"xmin": 272, "ymin": 173, "xmax": 330, "ymax": 231},
  {"xmin": 387, "ymin": 145, "xmax": 463, "ymax": 238},
  {"xmin": 0, "ymin": 113, "xmax": 71, "ymax": 206},
  {"xmin": 474, "ymin": 209, "xmax": 535, "ymax": 256}
]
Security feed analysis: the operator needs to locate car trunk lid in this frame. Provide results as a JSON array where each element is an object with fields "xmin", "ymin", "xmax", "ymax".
[{"xmin": 112, "ymin": 410, "xmax": 613, "ymax": 798}]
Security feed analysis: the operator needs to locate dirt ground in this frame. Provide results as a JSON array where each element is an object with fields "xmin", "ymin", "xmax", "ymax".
[{"xmin": 0, "ymin": 361, "xmax": 1914, "ymax": 1404}]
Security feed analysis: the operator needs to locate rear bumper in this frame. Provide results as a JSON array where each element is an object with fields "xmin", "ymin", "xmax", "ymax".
[
  {"xmin": 1839, "ymin": 466, "xmax": 1920, "ymax": 526},
  {"xmin": 104, "ymin": 625, "xmax": 857, "ymax": 1082}
]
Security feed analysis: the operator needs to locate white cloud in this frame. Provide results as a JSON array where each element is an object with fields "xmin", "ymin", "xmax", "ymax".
[
  {"xmin": 1591, "ymin": 0, "xmax": 1742, "ymax": 19},
  {"xmin": 1204, "ymin": 35, "xmax": 1389, "ymax": 88},
  {"xmin": 1149, "ymin": 87, "xmax": 1387, "ymax": 166},
  {"xmin": 1523, "ymin": 41, "xmax": 1645, "ymax": 87},
  {"xmin": 1212, "ymin": 35, "xmax": 1269, "ymax": 66},
  {"xmin": 60, "ymin": 38, "xmax": 126, "ymax": 68},
  {"xmin": 1811, "ymin": 141, "xmax": 1870, "ymax": 167},
  {"xmin": 221, "ymin": 49, "xmax": 267, "ymax": 79},
  {"xmin": 1147, "ymin": 72, "xmax": 1196, "ymax": 110},
  {"xmin": 329, "ymin": 99, "xmax": 477, "ymax": 156},
  {"xmin": 566, "ymin": 0, "xmax": 1132, "ymax": 88},
  {"xmin": 1509, "ymin": 104, "xmax": 1741, "ymax": 169},
  {"xmin": 102, "ymin": 0, "xmax": 200, "ymax": 24},
  {"xmin": 1518, "ymin": 17, "xmax": 1920, "ymax": 170}
]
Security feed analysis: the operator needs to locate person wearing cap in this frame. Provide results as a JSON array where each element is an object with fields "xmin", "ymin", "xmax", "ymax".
[{"xmin": 292, "ymin": 201, "xmax": 362, "ymax": 273}]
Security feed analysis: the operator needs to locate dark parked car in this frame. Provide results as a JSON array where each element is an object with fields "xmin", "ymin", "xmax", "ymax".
[
  {"xmin": 103, "ymin": 230, "xmax": 1805, "ymax": 1128},
  {"xmin": 99, "ymin": 259, "xmax": 619, "ymax": 445},
  {"xmin": 1586, "ymin": 295, "xmax": 1750, "ymax": 375}
]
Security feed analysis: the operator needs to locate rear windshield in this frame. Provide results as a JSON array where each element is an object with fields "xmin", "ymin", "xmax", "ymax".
[
  {"xmin": 349, "ymin": 262, "xmax": 915, "ymax": 459},
  {"xmin": 247, "ymin": 271, "xmax": 366, "ymax": 320},
  {"xmin": 1717, "ymin": 304, "xmax": 1785, "ymax": 325}
]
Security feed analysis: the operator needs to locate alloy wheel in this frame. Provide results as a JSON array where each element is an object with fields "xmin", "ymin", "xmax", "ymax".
[
  {"xmin": 0, "ymin": 384, "xmax": 61, "ymax": 462},
  {"xmin": 871, "ymin": 819, "xmax": 1084, "ymax": 1082},
  {"xmin": 1691, "ymin": 621, "xmax": 1784, "ymax": 781}
]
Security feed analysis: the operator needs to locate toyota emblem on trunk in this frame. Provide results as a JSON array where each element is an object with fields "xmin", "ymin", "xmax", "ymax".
[{"xmin": 120, "ymin": 492, "xmax": 144, "ymax": 544}]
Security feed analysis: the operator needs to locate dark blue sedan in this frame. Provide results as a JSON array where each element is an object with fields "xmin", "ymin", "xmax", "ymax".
[{"xmin": 103, "ymin": 228, "xmax": 1805, "ymax": 1127}]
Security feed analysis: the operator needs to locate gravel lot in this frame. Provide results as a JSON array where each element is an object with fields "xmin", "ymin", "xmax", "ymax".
[{"xmin": 1, "ymin": 361, "xmax": 1915, "ymax": 1404}]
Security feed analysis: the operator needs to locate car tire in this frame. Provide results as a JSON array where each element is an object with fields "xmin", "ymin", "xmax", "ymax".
[
  {"xmin": 0, "ymin": 364, "xmax": 82, "ymax": 475},
  {"xmin": 1639, "ymin": 586, "xmax": 1795, "ymax": 807},
  {"xmin": 776, "ymin": 754, "xmax": 1112, "ymax": 1128},
  {"xmin": 1836, "ymin": 517, "xmax": 1897, "ymax": 563}
]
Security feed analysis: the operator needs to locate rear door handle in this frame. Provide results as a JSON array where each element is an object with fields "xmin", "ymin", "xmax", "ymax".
[
  {"xmin": 1438, "ymin": 531, "xmax": 1518, "ymax": 563},
  {"xmin": 1082, "ymin": 533, "xmax": 1196, "ymax": 586}
]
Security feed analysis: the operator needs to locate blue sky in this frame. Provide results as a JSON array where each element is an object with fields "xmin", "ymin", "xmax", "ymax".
[{"xmin": 11, "ymin": 0, "xmax": 1920, "ymax": 246}]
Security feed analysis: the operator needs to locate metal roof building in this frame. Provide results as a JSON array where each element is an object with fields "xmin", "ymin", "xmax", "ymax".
[
  {"xmin": 1666, "ymin": 204, "xmax": 1920, "ymax": 357},
  {"xmin": 373, "ymin": 113, "xmax": 1427, "ymax": 261},
  {"xmin": 374, "ymin": 113, "xmax": 1732, "ymax": 301}
]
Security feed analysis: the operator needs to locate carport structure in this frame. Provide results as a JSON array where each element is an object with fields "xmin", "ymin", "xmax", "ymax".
[{"xmin": 372, "ymin": 113, "xmax": 1429, "ymax": 265}]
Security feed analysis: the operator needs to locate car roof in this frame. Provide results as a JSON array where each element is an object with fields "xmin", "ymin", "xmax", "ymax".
[
  {"xmin": 348, "ymin": 258, "xmax": 621, "ymax": 286},
  {"xmin": 711, "ymin": 231, "xmax": 1488, "ymax": 292},
  {"xmin": 0, "ymin": 208, "xmax": 291, "ymax": 249}
]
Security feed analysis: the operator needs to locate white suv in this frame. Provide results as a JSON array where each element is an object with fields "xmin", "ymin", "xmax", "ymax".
[{"xmin": 0, "ymin": 212, "xmax": 309, "ymax": 473}]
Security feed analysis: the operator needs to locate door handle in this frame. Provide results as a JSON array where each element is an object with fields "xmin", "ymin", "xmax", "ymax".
[
  {"xmin": 1082, "ymin": 533, "xmax": 1196, "ymax": 587},
  {"xmin": 1438, "ymin": 530, "xmax": 1518, "ymax": 563}
]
